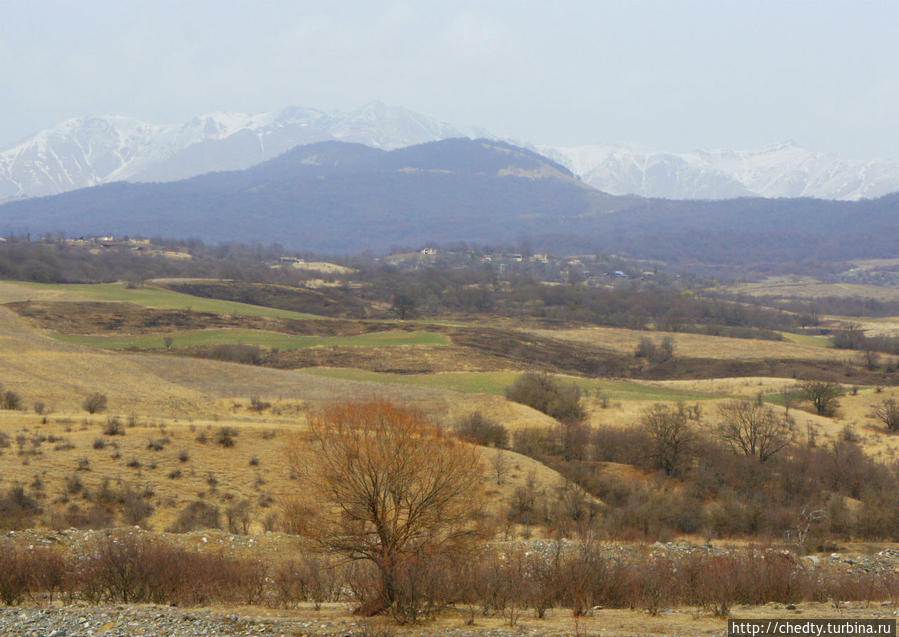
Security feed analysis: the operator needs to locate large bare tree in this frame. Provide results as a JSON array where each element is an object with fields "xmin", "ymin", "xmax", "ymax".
[
  {"xmin": 640, "ymin": 402, "xmax": 700, "ymax": 476},
  {"xmin": 288, "ymin": 400, "xmax": 482, "ymax": 614},
  {"xmin": 716, "ymin": 399, "xmax": 795, "ymax": 462}
]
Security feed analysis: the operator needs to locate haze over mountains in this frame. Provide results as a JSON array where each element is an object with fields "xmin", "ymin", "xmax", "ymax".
[{"xmin": 3, "ymin": 103, "xmax": 899, "ymax": 202}]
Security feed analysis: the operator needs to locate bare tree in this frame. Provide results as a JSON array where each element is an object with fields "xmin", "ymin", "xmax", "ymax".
[
  {"xmin": 871, "ymin": 398, "xmax": 899, "ymax": 432},
  {"xmin": 640, "ymin": 403, "xmax": 700, "ymax": 476},
  {"xmin": 799, "ymin": 381, "xmax": 841, "ymax": 416},
  {"xmin": 492, "ymin": 447, "xmax": 507, "ymax": 485},
  {"xmin": 716, "ymin": 399, "xmax": 795, "ymax": 462},
  {"xmin": 288, "ymin": 400, "xmax": 482, "ymax": 616}
]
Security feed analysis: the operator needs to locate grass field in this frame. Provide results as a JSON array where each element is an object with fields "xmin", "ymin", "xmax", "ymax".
[
  {"xmin": 302, "ymin": 368, "xmax": 723, "ymax": 401},
  {"xmin": 722, "ymin": 277, "xmax": 899, "ymax": 301},
  {"xmin": 54, "ymin": 329, "xmax": 450, "ymax": 351},
  {"xmin": 16, "ymin": 282, "xmax": 327, "ymax": 320},
  {"xmin": 777, "ymin": 331, "xmax": 831, "ymax": 347},
  {"xmin": 529, "ymin": 325, "xmax": 852, "ymax": 361}
]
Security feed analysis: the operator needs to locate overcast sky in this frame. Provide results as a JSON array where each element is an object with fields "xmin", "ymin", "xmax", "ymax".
[{"xmin": 3, "ymin": 0, "xmax": 898, "ymax": 158}]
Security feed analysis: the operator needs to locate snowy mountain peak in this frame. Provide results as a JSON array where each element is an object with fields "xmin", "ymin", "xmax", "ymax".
[{"xmin": 0, "ymin": 104, "xmax": 468, "ymax": 200}]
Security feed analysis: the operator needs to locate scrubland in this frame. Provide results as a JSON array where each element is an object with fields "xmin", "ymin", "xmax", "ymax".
[{"xmin": 2, "ymin": 268, "xmax": 899, "ymax": 635}]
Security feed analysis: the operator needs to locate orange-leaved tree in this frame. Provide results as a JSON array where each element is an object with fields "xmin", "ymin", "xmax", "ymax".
[{"xmin": 287, "ymin": 399, "xmax": 483, "ymax": 615}]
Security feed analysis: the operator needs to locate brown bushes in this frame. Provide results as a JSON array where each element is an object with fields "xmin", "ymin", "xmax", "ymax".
[{"xmin": 0, "ymin": 534, "xmax": 897, "ymax": 617}]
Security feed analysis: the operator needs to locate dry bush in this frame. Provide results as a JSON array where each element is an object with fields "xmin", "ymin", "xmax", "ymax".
[
  {"xmin": 273, "ymin": 556, "xmax": 342, "ymax": 609},
  {"xmin": 0, "ymin": 486, "xmax": 40, "ymax": 530},
  {"xmin": 455, "ymin": 412, "xmax": 508, "ymax": 448},
  {"xmin": 82, "ymin": 392, "xmax": 108, "ymax": 414},
  {"xmin": 592, "ymin": 425, "xmax": 650, "ymax": 466},
  {"xmin": 506, "ymin": 373, "xmax": 585, "ymax": 423},
  {"xmin": 103, "ymin": 417, "xmax": 124, "ymax": 436},
  {"xmin": 71, "ymin": 532, "xmax": 267, "ymax": 605},
  {"xmin": 0, "ymin": 542, "xmax": 66, "ymax": 605},
  {"xmin": 1, "ymin": 390, "xmax": 22, "ymax": 410},
  {"xmin": 167, "ymin": 500, "xmax": 221, "ymax": 532},
  {"xmin": 225, "ymin": 499, "xmax": 251, "ymax": 534},
  {"xmin": 215, "ymin": 426, "xmax": 238, "ymax": 447},
  {"xmin": 871, "ymin": 398, "xmax": 899, "ymax": 432}
]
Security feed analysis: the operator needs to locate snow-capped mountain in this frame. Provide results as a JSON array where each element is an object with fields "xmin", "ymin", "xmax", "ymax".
[
  {"xmin": 4, "ymin": 102, "xmax": 899, "ymax": 202},
  {"xmin": 0, "ymin": 103, "xmax": 472, "ymax": 201},
  {"xmin": 541, "ymin": 142, "xmax": 899, "ymax": 201}
]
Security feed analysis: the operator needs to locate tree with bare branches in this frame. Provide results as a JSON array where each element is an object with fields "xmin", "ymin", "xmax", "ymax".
[
  {"xmin": 287, "ymin": 400, "xmax": 482, "ymax": 617},
  {"xmin": 640, "ymin": 402, "xmax": 700, "ymax": 476},
  {"xmin": 871, "ymin": 398, "xmax": 899, "ymax": 432},
  {"xmin": 800, "ymin": 381, "xmax": 841, "ymax": 417},
  {"xmin": 716, "ymin": 399, "xmax": 795, "ymax": 462}
]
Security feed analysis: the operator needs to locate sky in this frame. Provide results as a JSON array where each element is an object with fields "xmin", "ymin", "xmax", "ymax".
[{"xmin": 3, "ymin": 0, "xmax": 899, "ymax": 158}]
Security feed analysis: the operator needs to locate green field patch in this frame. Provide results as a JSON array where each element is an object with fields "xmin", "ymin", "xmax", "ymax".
[
  {"xmin": 17, "ymin": 282, "xmax": 326, "ymax": 320},
  {"xmin": 301, "ymin": 368, "xmax": 723, "ymax": 401},
  {"xmin": 55, "ymin": 329, "xmax": 449, "ymax": 351},
  {"xmin": 777, "ymin": 331, "xmax": 831, "ymax": 348}
]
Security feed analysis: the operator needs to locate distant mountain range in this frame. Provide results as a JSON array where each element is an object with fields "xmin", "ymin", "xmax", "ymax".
[
  {"xmin": 0, "ymin": 138, "xmax": 619, "ymax": 253},
  {"xmin": 3, "ymin": 137, "xmax": 899, "ymax": 266},
  {"xmin": 542, "ymin": 142, "xmax": 899, "ymax": 201},
  {"xmin": 2, "ymin": 103, "xmax": 899, "ymax": 202}
]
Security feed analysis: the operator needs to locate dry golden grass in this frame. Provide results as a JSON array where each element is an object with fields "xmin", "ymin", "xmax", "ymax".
[
  {"xmin": 723, "ymin": 276, "xmax": 899, "ymax": 301},
  {"xmin": 0, "ymin": 405, "xmax": 579, "ymax": 535},
  {"xmin": 529, "ymin": 325, "xmax": 853, "ymax": 361},
  {"xmin": 828, "ymin": 314, "xmax": 899, "ymax": 337}
]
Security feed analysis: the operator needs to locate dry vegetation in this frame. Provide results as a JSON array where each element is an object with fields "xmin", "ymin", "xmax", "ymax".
[{"xmin": 3, "ymin": 273, "xmax": 899, "ymax": 631}]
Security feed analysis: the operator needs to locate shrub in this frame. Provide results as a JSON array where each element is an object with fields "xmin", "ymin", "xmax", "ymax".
[
  {"xmin": 167, "ymin": 501, "xmax": 221, "ymax": 532},
  {"xmin": 635, "ymin": 336, "xmax": 675, "ymax": 363},
  {"xmin": 505, "ymin": 373, "xmax": 585, "ymax": 423},
  {"xmin": 0, "ymin": 486, "xmax": 40, "ymax": 530},
  {"xmin": 146, "ymin": 437, "xmax": 169, "ymax": 451},
  {"xmin": 215, "ymin": 426, "xmax": 238, "ymax": 447},
  {"xmin": 1, "ymin": 390, "xmax": 22, "ymax": 410},
  {"xmin": 82, "ymin": 393, "xmax": 108, "ymax": 414},
  {"xmin": 225, "ymin": 499, "xmax": 251, "ymax": 534},
  {"xmin": 103, "ymin": 417, "xmax": 124, "ymax": 435},
  {"xmin": 120, "ymin": 488, "xmax": 154, "ymax": 526},
  {"xmin": 455, "ymin": 412, "xmax": 509, "ymax": 447},
  {"xmin": 0, "ymin": 542, "xmax": 65, "ymax": 605}
]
